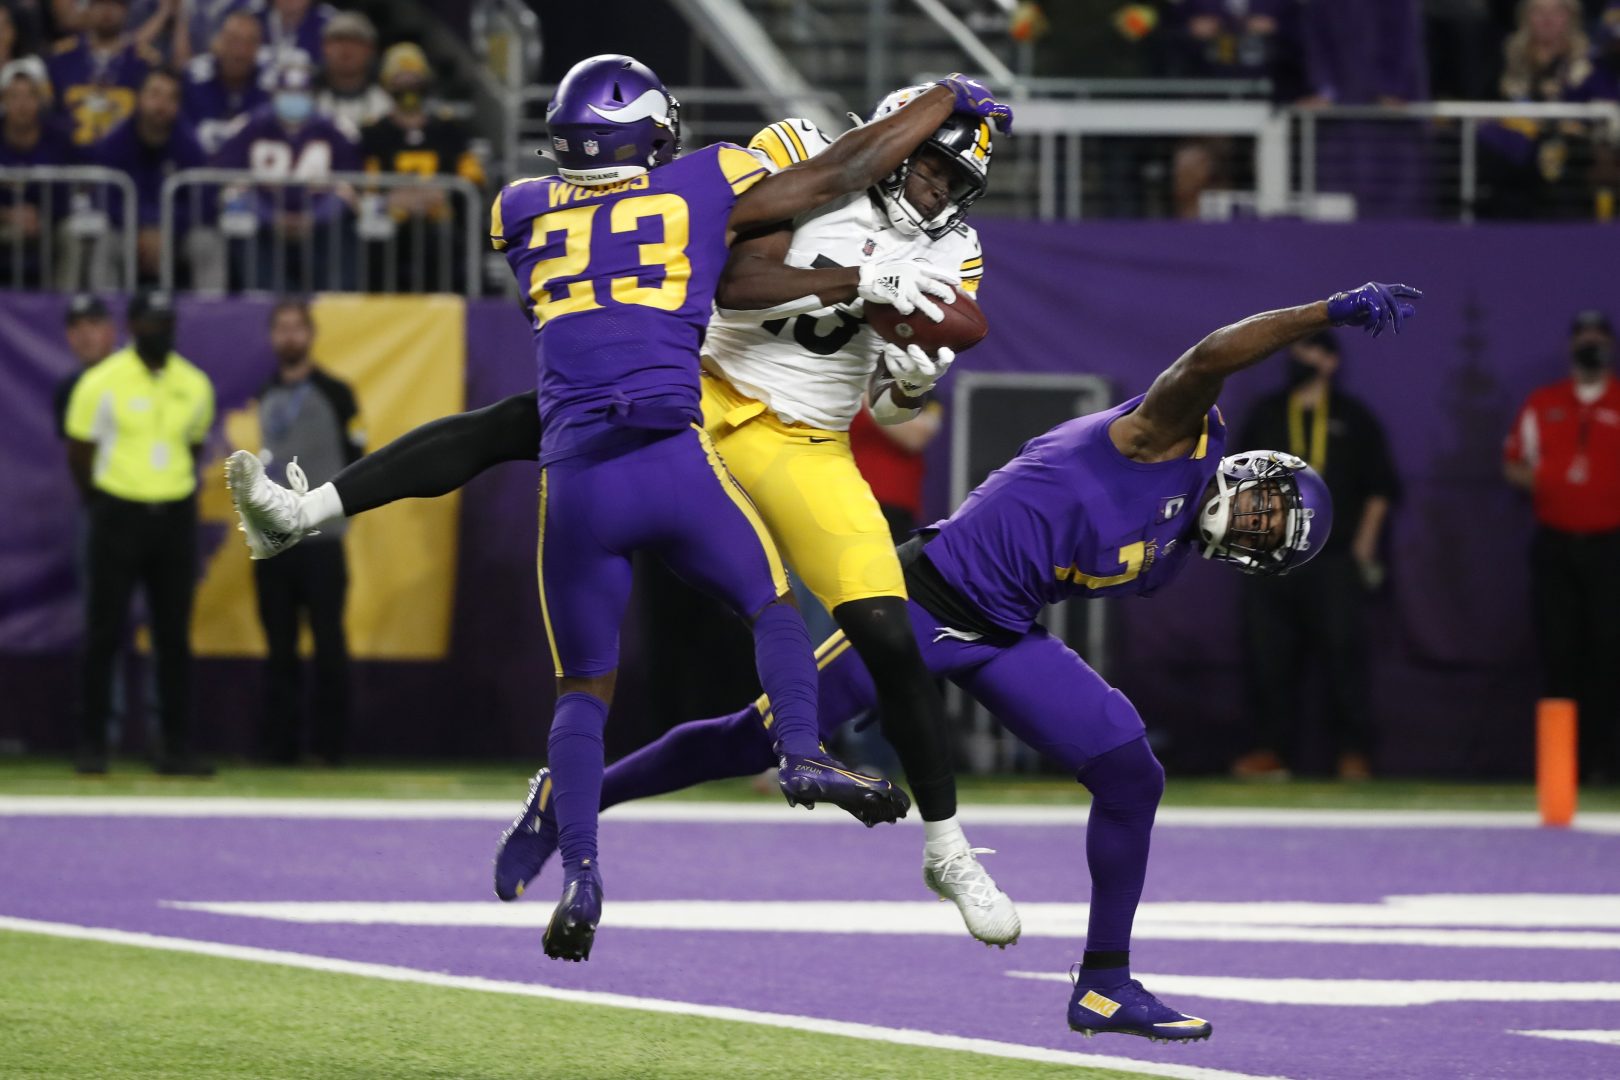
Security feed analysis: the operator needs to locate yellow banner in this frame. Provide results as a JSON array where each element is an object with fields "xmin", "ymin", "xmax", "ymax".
[{"xmin": 191, "ymin": 295, "xmax": 467, "ymax": 660}]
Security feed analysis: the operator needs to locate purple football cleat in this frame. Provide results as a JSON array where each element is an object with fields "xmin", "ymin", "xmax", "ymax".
[
  {"xmin": 776, "ymin": 750, "xmax": 912, "ymax": 827},
  {"xmin": 1067, "ymin": 968, "xmax": 1212, "ymax": 1043},
  {"xmin": 543, "ymin": 860, "xmax": 604, "ymax": 962},
  {"xmin": 493, "ymin": 768, "xmax": 558, "ymax": 902}
]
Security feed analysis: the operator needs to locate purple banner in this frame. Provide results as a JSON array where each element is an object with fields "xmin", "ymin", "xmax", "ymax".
[{"xmin": 1, "ymin": 221, "xmax": 1612, "ymax": 774}]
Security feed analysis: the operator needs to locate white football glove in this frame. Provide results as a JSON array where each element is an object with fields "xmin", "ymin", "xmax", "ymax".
[
  {"xmin": 882, "ymin": 342, "xmax": 956, "ymax": 397},
  {"xmin": 857, "ymin": 260, "xmax": 959, "ymax": 323}
]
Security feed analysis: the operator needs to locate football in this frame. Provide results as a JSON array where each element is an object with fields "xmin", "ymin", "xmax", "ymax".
[{"xmin": 866, "ymin": 287, "xmax": 989, "ymax": 355}]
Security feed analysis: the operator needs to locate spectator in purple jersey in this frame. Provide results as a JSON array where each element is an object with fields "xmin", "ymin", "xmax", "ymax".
[
  {"xmin": 1480, "ymin": 0, "xmax": 1617, "ymax": 217},
  {"xmin": 92, "ymin": 66, "xmax": 206, "ymax": 280},
  {"xmin": 257, "ymin": 0, "xmax": 330, "ymax": 72},
  {"xmin": 46, "ymin": 0, "xmax": 158, "ymax": 146},
  {"xmin": 212, "ymin": 60, "xmax": 358, "ymax": 290},
  {"xmin": 0, "ymin": 57, "xmax": 79, "ymax": 287},
  {"xmin": 313, "ymin": 11, "xmax": 388, "ymax": 131},
  {"xmin": 181, "ymin": 8, "xmax": 264, "ymax": 154}
]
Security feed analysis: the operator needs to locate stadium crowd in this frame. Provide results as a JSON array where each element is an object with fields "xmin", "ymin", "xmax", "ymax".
[{"xmin": 0, "ymin": 0, "xmax": 485, "ymax": 291}]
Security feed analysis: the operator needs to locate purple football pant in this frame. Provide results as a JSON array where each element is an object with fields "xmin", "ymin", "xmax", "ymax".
[
  {"xmin": 538, "ymin": 426, "xmax": 819, "ymax": 872},
  {"xmin": 602, "ymin": 598, "xmax": 1159, "ymax": 955}
]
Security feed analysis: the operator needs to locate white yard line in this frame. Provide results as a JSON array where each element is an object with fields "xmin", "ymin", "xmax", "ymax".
[
  {"xmin": 0, "ymin": 915, "xmax": 1286, "ymax": 1080},
  {"xmin": 159, "ymin": 897, "xmax": 1620, "ymax": 951},
  {"xmin": 1, "ymin": 795, "xmax": 1617, "ymax": 832},
  {"xmin": 1510, "ymin": 1029, "xmax": 1620, "ymax": 1047}
]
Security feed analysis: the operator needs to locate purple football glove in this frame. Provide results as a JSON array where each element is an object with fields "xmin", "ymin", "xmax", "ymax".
[
  {"xmin": 935, "ymin": 73, "xmax": 1014, "ymax": 134},
  {"xmin": 1326, "ymin": 282, "xmax": 1424, "ymax": 338}
]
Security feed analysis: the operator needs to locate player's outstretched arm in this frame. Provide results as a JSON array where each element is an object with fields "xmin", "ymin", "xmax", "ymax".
[
  {"xmin": 726, "ymin": 76, "xmax": 1012, "ymax": 243},
  {"xmin": 1113, "ymin": 282, "xmax": 1421, "ymax": 462}
]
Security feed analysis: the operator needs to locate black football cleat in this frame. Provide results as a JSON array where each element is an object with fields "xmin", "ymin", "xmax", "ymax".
[{"xmin": 543, "ymin": 860, "xmax": 603, "ymax": 963}]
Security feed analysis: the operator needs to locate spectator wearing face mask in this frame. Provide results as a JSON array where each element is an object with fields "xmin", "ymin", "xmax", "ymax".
[
  {"xmin": 63, "ymin": 289, "xmax": 214, "ymax": 776},
  {"xmin": 1504, "ymin": 310, "xmax": 1620, "ymax": 780},
  {"xmin": 211, "ymin": 60, "xmax": 359, "ymax": 290},
  {"xmin": 1232, "ymin": 330, "xmax": 1401, "ymax": 781},
  {"xmin": 358, "ymin": 43, "xmax": 483, "ymax": 291}
]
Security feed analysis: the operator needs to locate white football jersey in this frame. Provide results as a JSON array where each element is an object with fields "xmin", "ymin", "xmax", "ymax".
[{"xmin": 701, "ymin": 118, "xmax": 984, "ymax": 432}]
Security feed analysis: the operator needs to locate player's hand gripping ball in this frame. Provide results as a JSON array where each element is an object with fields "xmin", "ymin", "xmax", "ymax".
[{"xmin": 867, "ymin": 285, "xmax": 989, "ymax": 356}]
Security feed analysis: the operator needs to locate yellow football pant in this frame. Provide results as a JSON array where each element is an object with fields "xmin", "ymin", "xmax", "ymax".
[{"xmin": 699, "ymin": 372, "xmax": 906, "ymax": 611}]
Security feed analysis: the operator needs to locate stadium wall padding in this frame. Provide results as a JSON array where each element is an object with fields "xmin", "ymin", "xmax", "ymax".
[{"xmin": 0, "ymin": 221, "xmax": 1609, "ymax": 774}]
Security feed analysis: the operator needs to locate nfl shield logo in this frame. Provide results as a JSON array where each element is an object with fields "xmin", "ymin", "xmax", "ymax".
[
  {"xmin": 862, "ymin": 238, "xmax": 876, "ymax": 256},
  {"xmin": 583, "ymin": 139, "xmax": 600, "ymax": 157}
]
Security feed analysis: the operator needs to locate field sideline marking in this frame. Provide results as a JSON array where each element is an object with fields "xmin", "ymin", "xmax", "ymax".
[
  {"xmin": 0, "ymin": 916, "xmax": 1286, "ymax": 1080},
  {"xmin": 1010, "ymin": 971, "xmax": 1620, "ymax": 1006},
  {"xmin": 1, "ymin": 796, "xmax": 1617, "ymax": 832}
]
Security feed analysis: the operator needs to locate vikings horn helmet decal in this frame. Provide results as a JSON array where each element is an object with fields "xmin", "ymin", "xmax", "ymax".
[
  {"xmin": 1198, "ymin": 450, "xmax": 1334, "ymax": 576},
  {"xmin": 545, "ymin": 54, "xmax": 682, "ymax": 186},
  {"xmin": 866, "ymin": 84, "xmax": 994, "ymax": 239}
]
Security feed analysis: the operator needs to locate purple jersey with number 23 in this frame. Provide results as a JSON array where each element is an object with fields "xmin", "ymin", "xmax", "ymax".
[
  {"xmin": 924, "ymin": 394, "xmax": 1228, "ymax": 635},
  {"xmin": 490, "ymin": 143, "xmax": 770, "ymax": 464}
]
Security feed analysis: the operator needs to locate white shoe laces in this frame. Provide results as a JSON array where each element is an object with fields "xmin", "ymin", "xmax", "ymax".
[
  {"xmin": 928, "ymin": 847, "xmax": 1005, "ymax": 909},
  {"xmin": 283, "ymin": 458, "xmax": 309, "ymax": 496}
]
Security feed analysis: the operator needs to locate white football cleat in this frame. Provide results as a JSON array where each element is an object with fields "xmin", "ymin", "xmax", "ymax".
[
  {"xmin": 923, "ymin": 844, "xmax": 1022, "ymax": 947},
  {"xmin": 225, "ymin": 450, "xmax": 314, "ymax": 560}
]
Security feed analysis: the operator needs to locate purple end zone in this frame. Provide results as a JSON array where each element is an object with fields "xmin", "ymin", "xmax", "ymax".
[{"xmin": 3, "ymin": 811, "xmax": 1619, "ymax": 1079}]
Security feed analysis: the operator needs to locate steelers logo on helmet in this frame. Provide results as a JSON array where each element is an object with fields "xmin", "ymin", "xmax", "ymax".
[
  {"xmin": 868, "ymin": 84, "xmax": 994, "ymax": 240},
  {"xmin": 1198, "ymin": 450, "xmax": 1333, "ymax": 576}
]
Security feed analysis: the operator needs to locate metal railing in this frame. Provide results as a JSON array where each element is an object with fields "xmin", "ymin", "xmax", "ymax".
[
  {"xmin": 159, "ymin": 169, "xmax": 486, "ymax": 296},
  {"xmin": 510, "ymin": 84, "xmax": 850, "ymax": 179},
  {"xmin": 993, "ymin": 98, "xmax": 1620, "ymax": 222},
  {"xmin": 0, "ymin": 166, "xmax": 139, "ymax": 289}
]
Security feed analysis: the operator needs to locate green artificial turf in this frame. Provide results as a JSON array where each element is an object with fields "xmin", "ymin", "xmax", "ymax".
[
  {"xmin": 0, "ymin": 931, "xmax": 1156, "ymax": 1080},
  {"xmin": 1, "ymin": 755, "xmax": 1616, "ymax": 811}
]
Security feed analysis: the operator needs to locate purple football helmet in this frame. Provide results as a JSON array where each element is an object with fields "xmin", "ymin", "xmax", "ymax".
[
  {"xmin": 1198, "ymin": 450, "xmax": 1333, "ymax": 576},
  {"xmin": 545, "ymin": 54, "xmax": 681, "ymax": 186}
]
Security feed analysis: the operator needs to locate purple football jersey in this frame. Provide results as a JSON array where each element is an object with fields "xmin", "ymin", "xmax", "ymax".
[
  {"xmin": 491, "ymin": 143, "xmax": 770, "ymax": 464},
  {"xmin": 46, "ymin": 38, "xmax": 152, "ymax": 146},
  {"xmin": 924, "ymin": 394, "xmax": 1228, "ymax": 634},
  {"xmin": 212, "ymin": 105, "xmax": 360, "ymax": 220}
]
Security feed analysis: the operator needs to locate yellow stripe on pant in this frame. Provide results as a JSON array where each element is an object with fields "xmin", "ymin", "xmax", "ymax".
[
  {"xmin": 536, "ymin": 468, "xmax": 564, "ymax": 677},
  {"xmin": 698, "ymin": 374, "xmax": 907, "ymax": 612},
  {"xmin": 691, "ymin": 424, "xmax": 790, "ymax": 596}
]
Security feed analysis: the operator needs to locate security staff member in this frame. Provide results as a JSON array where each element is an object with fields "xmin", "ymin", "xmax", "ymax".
[
  {"xmin": 1505, "ymin": 310, "xmax": 1620, "ymax": 781},
  {"xmin": 65, "ymin": 290, "xmax": 215, "ymax": 776},
  {"xmin": 251, "ymin": 298, "xmax": 363, "ymax": 764},
  {"xmin": 1233, "ymin": 329, "xmax": 1400, "ymax": 780}
]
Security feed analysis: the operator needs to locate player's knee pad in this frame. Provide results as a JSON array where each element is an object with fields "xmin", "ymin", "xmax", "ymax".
[
  {"xmin": 833, "ymin": 595, "xmax": 924, "ymax": 675},
  {"xmin": 1078, "ymin": 735, "xmax": 1165, "ymax": 814}
]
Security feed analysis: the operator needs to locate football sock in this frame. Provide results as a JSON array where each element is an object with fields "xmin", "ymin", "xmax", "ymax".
[
  {"xmin": 548, "ymin": 691, "xmax": 609, "ymax": 874},
  {"xmin": 601, "ymin": 708, "xmax": 775, "ymax": 809},
  {"xmin": 331, "ymin": 391, "xmax": 539, "ymax": 516},
  {"xmin": 835, "ymin": 596, "xmax": 957, "ymax": 821},
  {"xmin": 751, "ymin": 600, "xmax": 821, "ymax": 756},
  {"xmin": 1081, "ymin": 951, "xmax": 1131, "ymax": 972},
  {"xmin": 300, "ymin": 483, "xmax": 345, "ymax": 530},
  {"xmin": 922, "ymin": 816, "xmax": 967, "ymax": 851},
  {"xmin": 1076, "ymin": 735, "xmax": 1165, "ymax": 957}
]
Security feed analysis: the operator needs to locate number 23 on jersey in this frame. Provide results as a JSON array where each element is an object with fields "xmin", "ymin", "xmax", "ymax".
[{"xmin": 522, "ymin": 194, "xmax": 693, "ymax": 326}]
